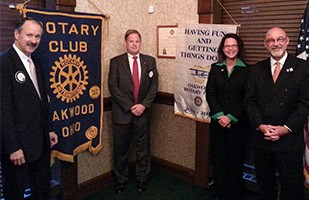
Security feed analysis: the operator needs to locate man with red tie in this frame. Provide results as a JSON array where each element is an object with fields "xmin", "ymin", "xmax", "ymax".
[{"xmin": 108, "ymin": 29, "xmax": 159, "ymax": 194}]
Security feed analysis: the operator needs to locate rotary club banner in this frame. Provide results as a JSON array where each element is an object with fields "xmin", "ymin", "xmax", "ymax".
[
  {"xmin": 23, "ymin": 8, "xmax": 105, "ymax": 162},
  {"xmin": 174, "ymin": 24, "xmax": 237, "ymax": 123}
]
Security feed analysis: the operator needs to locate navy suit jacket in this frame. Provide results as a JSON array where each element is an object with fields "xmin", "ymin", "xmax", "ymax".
[
  {"xmin": 108, "ymin": 53, "xmax": 158, "ymax": 124},
  {"xmin": 245, "ymin": 54, "xmax": 309, "ymax": 152},
  {"xmin": 1, "ymin": 47, "xmax": 51, "ymax": 162}
]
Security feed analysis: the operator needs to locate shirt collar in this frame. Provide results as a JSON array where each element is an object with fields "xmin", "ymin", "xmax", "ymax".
[
  {"xmin": 270, "ymin": 51, "xmax": 288, "ymax": 67},
  {"xmin": 216, "ymin": 58, "xmax": 246, "ymax": 67},
  {"xmin": 127, "ymin": 53, "xmax": 140, "ymax": 59},
  {"xmin": 13, "ymin": 43, "xmax": 30, "ymax": 61}
]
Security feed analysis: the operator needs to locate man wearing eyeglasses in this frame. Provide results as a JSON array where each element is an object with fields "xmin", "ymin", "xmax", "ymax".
[{"xmin": 245, "ymin": 27, "xmax": 309, "ymax": 200}]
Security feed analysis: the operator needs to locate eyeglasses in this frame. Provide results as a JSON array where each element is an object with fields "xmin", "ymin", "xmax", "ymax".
[
  {"xmin": 265, "ymin": 37, "xmax": 287, "ymax": 44},
  {"xmin": 223, "ymin": 45, "xmax": 238, "ymax": 49}
]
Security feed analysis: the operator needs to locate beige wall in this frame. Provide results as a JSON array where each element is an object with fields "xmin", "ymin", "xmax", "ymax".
[
  {"xmin": 75, "ymin": 0, "xmax": 198, "ymax": 183},
  {"xmin": 151, "ymin": 104, "xmax": 196, "ymax": 169}
]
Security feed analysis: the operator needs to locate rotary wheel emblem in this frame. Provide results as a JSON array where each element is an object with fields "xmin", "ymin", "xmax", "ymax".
[
  {"xmin": 50, "ymin": 54, "xmax": 89, "ymax": 103},
  {"xmin": 86, "ymin": 126, "xmax": 98, "ymax": 140}
]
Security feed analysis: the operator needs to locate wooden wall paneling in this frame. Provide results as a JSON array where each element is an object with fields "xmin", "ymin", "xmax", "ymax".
[
  {"xmin": 56, "ymin": 0, "xmax": 76, "ymax": 12},
  {"xmin": 60, "ymin": 157, "xmax": 79, "ymax": 200},
  {"xmin": 57, "ymin": 0, "xmax": 76, "ymax": 7},
  {"xmin": 54, "ymin": 1, "xmax": 77, "ymax": 199},
  {"xmin": 221, "ymin": 0, "xmax": 308, "ymax": 65},
  {"xmin": 0, "ymin": 0, "xmax": 46, "ymax": 52},
  {"xmin": 195, "ymin": 0, "xmax": 222, "ymax": 188}
]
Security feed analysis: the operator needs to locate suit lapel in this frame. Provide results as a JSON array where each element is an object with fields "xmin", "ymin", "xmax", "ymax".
[
  {"xmin": 274, "ymin": 55, "xmax": 296, "ymax": 88},
  {"xmin": 258, "ymin": 59, "xmax": 278, "ymax": 103},
  {"xmin": 264, "ymin": 55, "xmax": 296, "ymax": 102},
  {"xmin": 215, "ymin": 65, "xmax": 229, "ymax": 82},
  {"xmin": 262, "ymin": 60, "xmax": 274, "ymax": 87},
  {"xmin": 119, "ymin": 54, "xmax": 148, "ymax": 101},
  {"xmin": 139, "ymin": 54, "xmax": 148, "ymax": 87},
  {"xmin": 33, "ymin": 59, "xmax": 45, "ymax": 99},
  {"xmin": 120, "ymin": 54, "xmax": 133, "ymax": 83},
  {"xmin": 229, "ymin": 66, "xmax": 242, "ymax": 81},
  {"xmin": 11, "ymin": 48, "xmax": 41, "ymax": 99}
]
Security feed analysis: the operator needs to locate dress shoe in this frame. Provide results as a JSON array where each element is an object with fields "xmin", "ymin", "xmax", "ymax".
[
  {"xmin": 115, "ymin": 183, "xmax": 125, "ymax": 194},
  {"xmin": 137, "ymin": 181, "xmax": 147, "ymax": 193}
]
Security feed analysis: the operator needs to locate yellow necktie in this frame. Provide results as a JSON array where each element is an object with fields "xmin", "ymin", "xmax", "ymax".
[{"xmin": 28, "ymin": 58, "xmax": 41, "ymax": 98}]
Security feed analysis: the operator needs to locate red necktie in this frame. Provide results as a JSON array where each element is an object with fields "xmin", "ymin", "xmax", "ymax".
[
  {"xmin": 133, "ymin": 56, "xmax": 139, "ymax": 104},
  {"xmin": 273, "ymin": 61, "xmax": 281, "ymax": 83}
]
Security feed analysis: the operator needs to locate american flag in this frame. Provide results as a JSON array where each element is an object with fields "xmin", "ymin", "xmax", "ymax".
[
  {"xmin": 296, "ymin": 3, "xmax": 309, "ymax": 60},
  {"xmin": 296, "ymin": 2, "xmax": 309, "ymax": 185}
]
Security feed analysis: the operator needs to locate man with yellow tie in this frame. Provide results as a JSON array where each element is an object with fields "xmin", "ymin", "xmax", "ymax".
[
  {"xmin": 245, "ymin": 27, "xmax": 309, "ymax": 200},
  {"xmin": 0, "ymin": 17, "xmax": 58, "ymax": 200}
]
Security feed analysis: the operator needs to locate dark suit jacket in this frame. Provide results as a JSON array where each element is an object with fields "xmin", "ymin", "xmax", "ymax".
[
  {"xmin": 108, "ymin": 53, "xmax": 158, "ymax": 124},
  {"xmin": 1, "ymin": 47, "xmax": 51, "ymax": 162},
  {"xmin": 206, "ymin": 60, "xmax": 249, "ymax": 122},
  {"xmin": 245, "ymin": 54, "xmax": 309, "ymax": 152}
]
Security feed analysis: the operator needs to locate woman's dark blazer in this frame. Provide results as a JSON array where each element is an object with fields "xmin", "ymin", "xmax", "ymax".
[{"xmin": 206, "ymin": 60, "xmax": 249, "ymax": 123}]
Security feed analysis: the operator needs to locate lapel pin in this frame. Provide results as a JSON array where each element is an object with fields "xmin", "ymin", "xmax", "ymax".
[
  {"xmin": 286, "ymin": 67, "xmax": 294, "ymax": 72},
  {"xmin": 149, "ymin": 71, "xmax": 154, "ymax": 78},
  {"xmin": 15, "ymin": 71, "xmax": 26, "ymax": 83}
]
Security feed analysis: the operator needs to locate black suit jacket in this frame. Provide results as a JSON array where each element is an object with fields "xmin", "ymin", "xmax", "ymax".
[
  {"xmin": 1, "ymin": 47, "xmax": 51, "ymax": 162},
  {"xmin": 206, "ymin": 61, "xmax": 249, "ymax": 121},
  {"xmin": 108, "ymin": 53, "xmax": 158, "ymax": 124},
  {"xmin": 245, "ymin": 54, "xmax": 309, "ymax": 152}
]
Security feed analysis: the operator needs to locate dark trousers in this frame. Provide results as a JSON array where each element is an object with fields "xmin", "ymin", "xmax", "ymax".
[
  {"xmin": 2, "ymin": 150, "xmax": 51, "ymax": 200},
  {"xmin": 253, "ymin": 148, "xmax": 304, "ymax": 200},
  {"xmin": 210, "ymin": 121, "xmax": 247, "ymax": 200},
  {"xmin": 113, "ymin": 117, "xmax": 151, "ymax": 184}
]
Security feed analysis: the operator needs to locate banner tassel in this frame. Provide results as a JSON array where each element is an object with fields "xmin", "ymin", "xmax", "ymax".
[{"xmin": 8, "ymin": 0, "xmax": 30, "ymax": 16}]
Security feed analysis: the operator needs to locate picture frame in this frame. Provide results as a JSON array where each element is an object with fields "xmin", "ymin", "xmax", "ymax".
[{"xmin": 157, "ymin": 25, "xmax": 178, "ymax": 58}]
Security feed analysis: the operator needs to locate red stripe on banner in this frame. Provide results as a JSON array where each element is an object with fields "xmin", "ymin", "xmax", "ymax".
[{"xmin": 305, "ymin": 119, "xmax": 309, "ymax": 186}]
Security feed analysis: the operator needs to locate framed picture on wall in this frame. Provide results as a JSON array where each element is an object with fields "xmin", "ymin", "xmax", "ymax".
[{"xmin": 157, "ymin": 25, "xmax": 178, "ymax": 58}]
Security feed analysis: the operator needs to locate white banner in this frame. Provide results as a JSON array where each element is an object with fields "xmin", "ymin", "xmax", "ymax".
[{"xmin": 174, "ymin": 24, "xmax": 237, "ymax": 123}]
